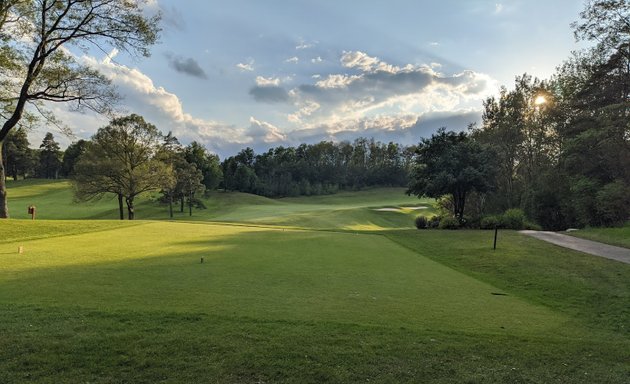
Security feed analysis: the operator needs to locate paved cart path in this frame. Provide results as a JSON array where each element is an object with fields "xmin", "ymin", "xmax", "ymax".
[{"xmin": 520, "ymin": 230, "xmax": 630, "ymax": 265}]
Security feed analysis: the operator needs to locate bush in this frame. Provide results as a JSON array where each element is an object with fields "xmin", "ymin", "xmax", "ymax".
[
  {"xmin": 439, "ymin": 216, "xmax": 460, "ymax": 230},
  {"xmin": 460, "ymin": 215, "xmax": 480, "ymax": 229},
  {"xmin": 480, "ymin": 215, "xmax": 502, "ymax": 229},
  {"xmin": 502, "ymin": 208, "xmax": 526, "ymax": 229},
  {"xmin": 595, "ymin": 180, "xmax": 630, "ymax": 226},
  {"xmin": 414, "ymin": 215, "xmax": 428, "ymax": 229},
  {"xmin": 428, "ymin": 215, "xmax": 441, "ymax": 228},
  {"xmin": 480, "ymin": 209, "xmax": 533, "ymax": 230},
  {"xmin": 523, "ymin": 221, "xmax": 542, "ymax": 231}
]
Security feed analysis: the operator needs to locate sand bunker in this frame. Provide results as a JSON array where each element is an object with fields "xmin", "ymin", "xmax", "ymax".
[{"xmin": 373, "ymin": 206, "xmax": 428, "ymax": 212}]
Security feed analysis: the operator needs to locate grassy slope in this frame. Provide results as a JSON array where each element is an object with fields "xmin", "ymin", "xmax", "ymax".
[
  {"xmin": 1, "ymin": 221, "xmax": 628, "ymax": 383},
  {"xmin": 1, "ymin": 180, "xmax": 629, "ymax": 382},
  {"xmin": 567, "ymin": 223, "xmax": 630, "ymax": 249},
  {"xmin": 6, "ymin": 178, "xmax": 433, "ymax": 230}
]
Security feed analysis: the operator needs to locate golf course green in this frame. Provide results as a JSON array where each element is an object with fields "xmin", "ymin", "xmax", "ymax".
[{"xmin": 1, "ymin": 179, "xmax": 628, "ymax": 383}]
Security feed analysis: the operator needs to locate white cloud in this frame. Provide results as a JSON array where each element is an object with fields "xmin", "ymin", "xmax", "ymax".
[
  {"xmin": 341, "ymin": 51, "xmax": 382, "ymax": 72},
  {"xmin": 340, "ymin": 51, "xmax": 398, "ymax": 73},
  {"xmin": 296, "ymin": 38, "xmax": 316, "ymax": 50},
  {"xmin": 255, "ymin": 76, "xmax": 281, "ymax": 87},
  {"xmin": 236, "ymin": 59, "xmax": 255, "ymax": 71},
  {"xmin": 311, "ymin": 56, "xmax": 323, "ymax": 63},
  {"xmin": 45, "ymin": 47, "xmax": 496, "ymax": 157},
  {"xmin": 494, "ymin": 3, "xmax": 504, "ymax": 14},
  {"xmin": 287, "ymin": 100, "xmax": 320, "ymax": 123},
  {"xmin": 285, "ymin": 56, "xmax": 299, "ymax": 64},
  {"xmin": 280, "ymin": 51, "xmax": 497, "ymax": 136},
  {"xmin": 247, "ymin": 117, "xmax": 287, "ymax": 143},
  {"xmin": 76, "ymin": 50, "xmax": 252, "ymax": 154},
  {"xmin": 314, "ymin": 74, "xmax": 361, "ymax": 89}
]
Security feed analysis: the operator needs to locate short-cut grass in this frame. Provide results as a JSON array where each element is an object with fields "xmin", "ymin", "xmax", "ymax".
[
  {"xmin": 1, "ymin": 180, "xmax": 629, "ymax": 382},
  {"xmin": 567, "ymin": 223, "xmax": 630, "ymax": 249},
  {"xmin": 5, "ymin": 179, "xmax": 431, "ymax": 230}
]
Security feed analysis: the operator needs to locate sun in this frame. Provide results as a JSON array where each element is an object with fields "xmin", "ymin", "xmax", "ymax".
[{"xmin": 534, "ymin": 95, "xmax": 547, "ymax": 105}]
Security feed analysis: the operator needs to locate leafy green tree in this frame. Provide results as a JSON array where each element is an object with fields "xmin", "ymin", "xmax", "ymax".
[
  {"xmin": 38, "ymin": 132, "xmax": 61, "ymax": 179},
  {"xmin": 73, "ymin": 115, "xmax": 174, "ymax": 220},
  {"xmin": 407, "ymin": 129, "xmax": 497, "ymax": 221},
  {"xmin": 61, "ymin": 139, "xmax": 89, "ymax": 177},
  {"xmin": 176, "ymin": 162, "xmax": 205, "ymax": 216},
  {"xmin": 183, "ymin": 141, "xmax": 223, "ymax": 191},
  {"xmin": 0, "ymin": 0, "xmax": 160, "ymax": 218},
  {"xmin": 2, "ymin": 127, "xmax": 32, "ymax": 179},
  {"xmin": 156, "ymin": 132, "xmax": 183, "ymax": 218}
]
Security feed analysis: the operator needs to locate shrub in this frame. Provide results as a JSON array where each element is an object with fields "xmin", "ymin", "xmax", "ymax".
[
  {"xmin": 428, "ymin": 215, "xmax": 441, "ymax": 228},
  {"xmin": 460, "ymin": 215, "xmax": 480, "ymax": 229},
  {"xmin": 439, "ymin": 216, "xmax": 460, "ymax": 230},
  {"xmin": 595, "ymin": 180, "xmax": 630, "ymax": 226},
  {"xmin": 502, "ymin": 208, "xmax": 526, "ymax": 229},
  {"xmin": 523, "ymin": 221, "xmax": 542, "ymax": 231},
  {"xmin": 414, "ymin": 215, "xmax": 428, "ymax": 229},
  {"xmin": 480, "ymin": 215, "xmax": 502, "ymax": 229}
]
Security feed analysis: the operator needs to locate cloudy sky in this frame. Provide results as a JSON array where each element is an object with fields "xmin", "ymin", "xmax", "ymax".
[{"xmin": 44, "ymin": 0, "xmax": 585, "ymax": 157}]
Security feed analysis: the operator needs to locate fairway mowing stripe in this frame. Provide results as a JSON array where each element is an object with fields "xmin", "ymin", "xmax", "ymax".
[
  {"xmin": 175, "ymin": 220, "xmax": 389, "ymax": 237},
  {"xmin": 176, "ymin": 220, "xmax": 306, "ymax": 232}
]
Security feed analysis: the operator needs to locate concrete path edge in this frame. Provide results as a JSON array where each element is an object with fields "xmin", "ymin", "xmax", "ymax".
[{"xmin": 519, "ymin": 230, "xmax": 630, "ymax": 265}]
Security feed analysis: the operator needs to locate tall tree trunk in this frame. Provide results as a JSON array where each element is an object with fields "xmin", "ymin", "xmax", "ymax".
[
  {"xmin": 0, "ymin": 142, "xmax": 8, "ymax": 218},
  {"xmin": 452, "ymin": 189, "xmax": 466, "ymax": 222},
  {"xmin": 118, "ymin": 193, "xmax": 124, "ymax": 220},
  {"xmin": 189, "ymin": 191, "xmax": 193, "ymax": 216},
  {"xmin": 180, "ymin": 195, "xmax": 184, "ymax": 212},
  {"xmin": 169, "ymin": 192, "xmax": 173, "ymax": 218},
  {"xmin": 126, "ymin": 196, "xmax": 135, "ymax": 220}
]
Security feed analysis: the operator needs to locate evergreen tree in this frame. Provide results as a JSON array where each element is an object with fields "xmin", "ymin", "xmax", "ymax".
[{"xmin": 38, "ymin": 132, "xmax": 61, "ymax": 179}]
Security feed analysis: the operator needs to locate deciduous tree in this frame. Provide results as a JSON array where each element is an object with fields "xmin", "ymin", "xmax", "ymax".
[
  {"xmin": 0, "ymin": 0, "xmax": 160, "ymax": 218},
  {"xmin": 73, "ymin": 114, "xmax": 174, "ymax": 220},
  {"xmin": 407, "ymin": 129, "xmax": 496, "ymax": 221}
]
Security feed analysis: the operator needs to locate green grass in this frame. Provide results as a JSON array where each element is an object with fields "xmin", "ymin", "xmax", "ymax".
[
  {"xmin": 567, "ymin": 223, "xmax": 630, "ymax": 249},
  {"xmin": 1, "ymin": 180, "xmax": 629, "ymax": 382},
  {"xmin": 6, "ymin": 179, "xmax": 432, "ymax": 230},
  {"xmin": 0, "ymin": 222, "xmax": 568, "ymax": 333},
  {"xmin": 384, "ymin": 229, "xmax": 630, "ymax": 336}
]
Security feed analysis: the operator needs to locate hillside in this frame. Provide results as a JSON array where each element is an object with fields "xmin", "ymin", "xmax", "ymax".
[{"xmin": 5, "ymin": 179, "xmax": 432, "ymax": 230}]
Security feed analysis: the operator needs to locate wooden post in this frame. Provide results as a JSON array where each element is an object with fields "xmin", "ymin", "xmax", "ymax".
[{"xmin": 18, "ymin": 246, "xmax": 24, "ymax": 254}]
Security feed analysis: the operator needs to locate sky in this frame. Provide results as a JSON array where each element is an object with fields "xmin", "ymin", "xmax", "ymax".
[{"xmin": 40, "ymin": 0, "xmax": 587, "ymax": 158}]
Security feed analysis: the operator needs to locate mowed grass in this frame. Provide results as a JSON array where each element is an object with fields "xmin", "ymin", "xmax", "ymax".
[
  {"xmin": 1, "ymin": 221, "xmax": 629, "ymax": 382},
  {"xmin": 1, "ymin": 180, "xmax": 629, "ymax": 382},
  {"xmin": 6, "ymin": 178, "xmax": 432, "ymax": 230},
  {"xmin": 0, "ymin": 222, "xmax": 564, "ymax": 333},
  {"xmin": 567, "ymin": 223, "xmax": 630, "ymax": 249}
]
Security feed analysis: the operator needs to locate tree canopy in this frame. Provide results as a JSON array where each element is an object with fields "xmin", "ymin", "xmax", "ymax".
[
  {"xmin": 407, "ymin": 129, "xmax": 496, "ymax": 221},
  {"xmin": 73, "ymin": 114, "xmax": 174, "ymax": 220}
]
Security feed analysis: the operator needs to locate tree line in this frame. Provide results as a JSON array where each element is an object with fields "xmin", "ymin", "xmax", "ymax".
[
  {"xmin": 2, "ymin": 122, "xmax": 415, "ymax": 218},
  {"xmin": 222, "ymin": 139, "xmax": 414, "ymax": 197},
  {"xmin": 3, "ymin": 129, "xmax": 80, "ymax": 180}
]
